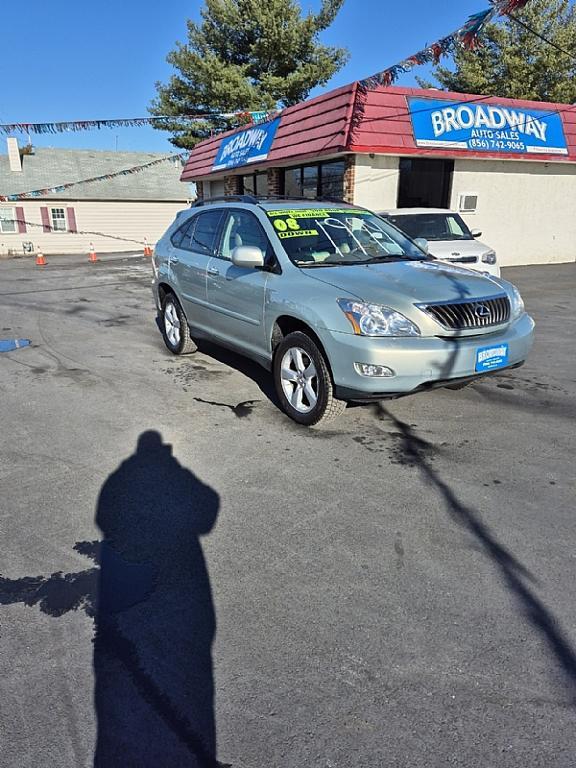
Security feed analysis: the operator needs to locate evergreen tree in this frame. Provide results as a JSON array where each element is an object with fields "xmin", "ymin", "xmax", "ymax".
[
  {"xmin": 418, "ymin": 0, "xmax": 576, "ymax": 104},
  {"xmin": 150, "ymin": 0, "xmax": 348, "ymax": 148}
]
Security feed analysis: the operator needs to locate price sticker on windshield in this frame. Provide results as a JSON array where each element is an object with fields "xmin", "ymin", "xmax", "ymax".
[{"xmin": 277, "ymin": 229, "xmax": 318, "ymax": 239}]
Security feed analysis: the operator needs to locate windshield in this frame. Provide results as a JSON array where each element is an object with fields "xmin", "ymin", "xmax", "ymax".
[
  {"xmin": 384, "ymin": 213, "xmax": 474, "ymax": 242},
  {"xmin": 265, "ymin": 207, "xmax": 428, "ymax": 267}
]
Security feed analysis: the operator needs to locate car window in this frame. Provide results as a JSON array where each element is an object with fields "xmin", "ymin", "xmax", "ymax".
[
  {"xmin": 446, "ymin": 215, "xmax": 470, "ymax": 237},
  {"xmin": 388, "ymin": 213, "xmax": 473, "ymax": 241},
  {"xmin": 170, "ymin": 218, "xmax": 195, "ymax": 248},
  {"xmin": 189, "ymin": 210, "xmax": 224, "ymax": 255},
  {"xmin": 220, "ymin": 210, "xmax": 271, "ymax": 261},
  {"xmin": 265, "ymin": 207, "xmax": 426, "ymax": 266}
]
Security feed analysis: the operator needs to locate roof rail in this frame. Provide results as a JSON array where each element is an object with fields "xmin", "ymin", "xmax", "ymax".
[
  {"xmin": 257, "ymin": 194, "xmax": 354, "ymax": 205},
  {"xmin": 191, "ymin": 193, "xmax": 356, "ymax": 208},
  {"xmin": 192, "ymin": 194, "xmax": 258, "ymax": 207}
]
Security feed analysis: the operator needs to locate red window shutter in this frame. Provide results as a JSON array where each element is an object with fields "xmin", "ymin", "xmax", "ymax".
[
  {"xmin": 66, "ymin": 207, "xmax": 77, "ymax": 233},
  {"xmin": 15, "ymin": 207, "xmax": 26, "ymax": 233},
  {"xmin": 40, "ymin": 207, "xmax": 51, "ymax": 233}
]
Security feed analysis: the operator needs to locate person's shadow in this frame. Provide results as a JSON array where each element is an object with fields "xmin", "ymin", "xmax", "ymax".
[
  {"xmin": 93, "ymin": 430, "xmax": 224, "ymax": 767},
  {"xmin": 0, "ymin": 430, "xmax": 225, "ymax": 768}
]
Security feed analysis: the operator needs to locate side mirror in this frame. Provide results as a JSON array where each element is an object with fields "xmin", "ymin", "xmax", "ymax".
[
  {"xmin": 231, "ymin": 245, "xmax": 264, "ymax": 269},
  {"xmin": 471, "ymin": 229, "xmax": 482, "ymax": 238},
  {"xmin": 414, "ymin": 237, "xmax": 429, "ymax": 254}
]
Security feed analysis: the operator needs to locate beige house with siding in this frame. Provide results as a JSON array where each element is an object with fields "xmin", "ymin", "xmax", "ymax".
[{"xmin": 0, "ymin": 138, "xmax": 190, "ymax": 256}]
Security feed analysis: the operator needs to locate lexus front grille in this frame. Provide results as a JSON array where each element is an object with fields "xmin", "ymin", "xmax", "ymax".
[{"xmin": 421, "ymin": 295, "xmax": 510, "ymax": 330}]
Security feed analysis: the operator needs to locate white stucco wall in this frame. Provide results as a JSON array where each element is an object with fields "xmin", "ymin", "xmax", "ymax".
[
  {"xmin": 451, "ymin": 159, "xmax": 576, "ymax": 266},
  {"xmin": 0, "ymin": 200, "xmax": 188, "ymax": 256},
  {"xmin": 353, "ymin": 155, "xmax": 399, "ymax": 211},
  {"xmin": 351, "ymin": 153, "xmax": 576, "ymax": 267}
]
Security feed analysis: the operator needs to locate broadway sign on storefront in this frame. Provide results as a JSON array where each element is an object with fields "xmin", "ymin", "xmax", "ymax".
[
  {"xmin": 408, "ymin": 97, "xmax": 568, "ymax": 155},
  {"xmin": 213, "ymin": 117, "xmax": 281, "ymax": 171}
]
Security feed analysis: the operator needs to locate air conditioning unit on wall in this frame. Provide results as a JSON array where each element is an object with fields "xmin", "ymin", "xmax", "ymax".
[{"xmin": 458, "ymin": 193, "xmax": 478, "ymax": 213}]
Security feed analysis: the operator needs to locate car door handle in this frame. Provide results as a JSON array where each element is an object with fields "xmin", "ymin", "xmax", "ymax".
[{"xmin": 207, "ymin": 267, "xmax": 220, "ymax": 276}]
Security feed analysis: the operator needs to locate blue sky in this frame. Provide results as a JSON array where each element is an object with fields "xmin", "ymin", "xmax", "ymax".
[{"xmin": 2, "ymin": 0, "xmax": 485, "ymax": 155}]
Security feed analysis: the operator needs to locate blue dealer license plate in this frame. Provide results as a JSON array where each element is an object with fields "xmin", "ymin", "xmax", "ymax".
[{"xmin": 475, "ymin": 343, "xmax": 509, "ymax": 372}]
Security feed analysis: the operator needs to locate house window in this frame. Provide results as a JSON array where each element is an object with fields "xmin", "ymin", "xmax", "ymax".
[
  {"xmin": 51, "ymin": 208, "xmax": 67, "ymax": 231},
  {"xmin": 281, "ymin": 160, "xmax": 345, "ymax": 199},
  {"xmin": 0, "ymin": 207, "xmax": 16, "ymax": 233}
]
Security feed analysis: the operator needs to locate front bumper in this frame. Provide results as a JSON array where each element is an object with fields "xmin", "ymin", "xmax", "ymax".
[{"xmin": 317, "ymin": 313, "xmax": 534, "ymax": 400}]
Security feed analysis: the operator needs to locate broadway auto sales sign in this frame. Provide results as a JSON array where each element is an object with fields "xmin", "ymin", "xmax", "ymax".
[
  {"xmin": 408, "ymin": 97, "xmax": 568, "ymax": 155},
  {"xmin": 213, "ymin": 118, "xmax": 281, "ymax": 171}
]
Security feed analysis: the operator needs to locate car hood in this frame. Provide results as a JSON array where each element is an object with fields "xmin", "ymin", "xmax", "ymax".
[
  {"xmin": 304, "ymin": 259, "xmax": 504, "ymax": 306},
  {"xmin": 426, "ymin": 239, "xmax": 491, "ymax": 258}
]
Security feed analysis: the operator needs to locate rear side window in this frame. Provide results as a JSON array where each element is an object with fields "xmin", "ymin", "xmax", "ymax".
[
  {"xmin": 190, "ymin": 210, "xmax": 224, "ymax": 255},
  {"xmin": 170, "ymin": 218, "xmax": 194, "ymax": 248}
]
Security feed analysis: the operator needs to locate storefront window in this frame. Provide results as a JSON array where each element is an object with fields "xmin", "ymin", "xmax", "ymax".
[
  {"xmin": 281, "ymin": 160, "xmax": 345, "ymax": 199},
  {"xmin": 255, "ymin": 173, "xmax": 268, "ymax": 196},
  {"xmin": 302, "ymin": 166, "xmax": 319, "ymax": 199},
  {"xmin": 283, "ymin": 168, "xmax": 301, "ymax": 198},
  {"xmin": 320, "ymin": 161, "xmax": 346, "ymax": 198},
  {"xmin": 241, "ymin": 172, "xmax": 269, "ymax": 196},
  {"xmin": 242, "ymin": 175, "xmax": 255, "ymax": 194},
  {"xmin": 397, "ymin": 158, "xmax": 454, "ymax": 209}
]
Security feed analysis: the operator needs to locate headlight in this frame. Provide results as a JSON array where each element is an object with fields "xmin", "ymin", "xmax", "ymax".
[
  {"xmin": 481, "ymin": 250, "xmax": 497, "ymax": 265},
  {"xmin": 337, "ymin": 299, "xmax": 420, "ymax": 336},
  {"xmin": 509, "ymin": 284, "xmax": 525, "ymax": 319}
]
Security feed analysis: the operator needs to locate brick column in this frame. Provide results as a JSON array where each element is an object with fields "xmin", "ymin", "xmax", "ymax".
[
  {"xmin": 224, "ymin": 175, "xmax": 242, "ymax": 195},
  {"xmin": 267, "ymin": 167, "xmax": 282, "ymax": 197},
  {"xmin": 343, "ymin": 155, "xmax": 355, "ymax": 204},
  {"xmin": 195, "ymin": 180, "xmax": 204, "ymax": 200}
]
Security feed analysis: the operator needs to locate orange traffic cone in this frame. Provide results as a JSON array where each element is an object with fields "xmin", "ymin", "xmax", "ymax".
[
  {"xmin": 35, "ymin": 249, "xmax": 47, "ymax": 266},
  {"xmin": 143, "ymin": 237, "xmax": 153, "ymax": 257},
  {"xmin": 88, "ymin": 243, "xmax": 98, "ymax": 263}
]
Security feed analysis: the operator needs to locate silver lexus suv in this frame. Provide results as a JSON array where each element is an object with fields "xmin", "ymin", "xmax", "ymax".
[{"xmin": 152, "ymin": 196, "xmax": 534, "ymax": 426}]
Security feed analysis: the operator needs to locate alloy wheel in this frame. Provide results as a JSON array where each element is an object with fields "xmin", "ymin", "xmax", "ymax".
[{"xmin": 280, "ymin": 346, "xmax": 318, "ymax": 413}]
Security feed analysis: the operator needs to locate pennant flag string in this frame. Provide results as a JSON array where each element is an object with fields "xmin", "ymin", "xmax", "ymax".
[
  {"xmin": 0, "ymin": 153, "xmax": 187, "ymax": 202},
  {"xmin": 1, "ymin": 217, "xmax": 149, "ymax": 245},
  {"xmin": 0, "ymin": 1, "xmax": 533, "ymax": 146},
  {"xmin": 357, "ymin": 0, "xmax": 531, "ymax": 92},
  {"xmin": 0, "ymin": 110, "xmax": 278, "ymax": 137}
]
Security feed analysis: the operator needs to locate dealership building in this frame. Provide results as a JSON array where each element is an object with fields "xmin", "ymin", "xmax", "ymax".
[{"xmin": 181, "ymin": 83, "xmax": 576, "ymax": 267}]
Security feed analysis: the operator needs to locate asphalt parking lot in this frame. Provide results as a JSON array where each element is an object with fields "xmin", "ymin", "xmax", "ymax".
[{"xmin": 0, "ymin": 254, "xmax": 575, "ymax": 768}]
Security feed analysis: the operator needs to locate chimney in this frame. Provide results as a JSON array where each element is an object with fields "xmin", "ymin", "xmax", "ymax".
[{"xmin": 7, "ymin": 138, "xmax": 22, "ymax": 173}]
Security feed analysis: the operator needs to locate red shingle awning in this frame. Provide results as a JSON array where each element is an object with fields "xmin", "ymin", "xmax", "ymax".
[
  {"xmin": 181, "ymin": 84, "xmax": 576, "ymax": 181},
  {"xmin": 181, "ymin": 83, "xmax": 356, "ymax": 181}
]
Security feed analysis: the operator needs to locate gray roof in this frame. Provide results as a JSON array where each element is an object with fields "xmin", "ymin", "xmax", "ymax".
[{"xmin": 0, "ymin": 147, "xmax": 190, "ymax": 201}]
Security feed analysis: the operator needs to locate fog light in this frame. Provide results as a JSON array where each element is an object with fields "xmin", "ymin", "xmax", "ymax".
[{"xmin": 354, "ymin": 363, "xmax": 395, "ymax": 377}]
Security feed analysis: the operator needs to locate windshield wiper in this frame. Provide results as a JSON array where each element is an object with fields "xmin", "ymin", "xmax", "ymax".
[
  {"xmin": 296, "ymin": 260, "xmax": 364, "ymax": 268},
  {"xmin": 363, "ymin": 254, "xmax": 411, "ymax": 264}
]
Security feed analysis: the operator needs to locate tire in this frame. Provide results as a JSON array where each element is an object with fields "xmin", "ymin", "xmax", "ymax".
[
  {"xmin": 273, "ymin": 331, "xmax": 346, "ymax": 426},
  {"xmin": 160, "ymin": 293, "xmax": 197, "ymax": 355}
]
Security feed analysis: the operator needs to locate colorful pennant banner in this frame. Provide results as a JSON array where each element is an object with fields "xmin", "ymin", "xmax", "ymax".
[
  {"xmin": 2, "ymin": 216, "xmax": 148, "ymax": 245},
  {"xmin": 0, "ymin": 110, "xmax": 278, "ymax": 137},
  {"xmin": 0, "ymin": 153, "xmax": 187, "ymax": 202},
  {"xmin": 358, "ymin": 0, "xmax": 531, "ymax": 91}
]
